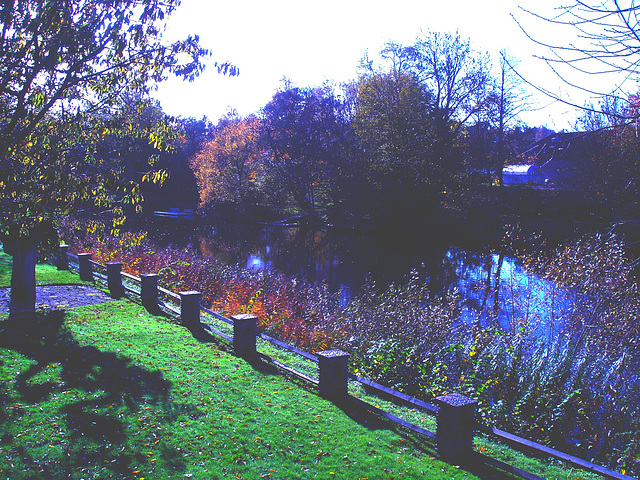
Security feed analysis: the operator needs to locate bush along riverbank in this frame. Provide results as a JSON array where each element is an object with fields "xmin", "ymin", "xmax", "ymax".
[{"xmin": 61, "ymin": 223, "xmax": 640, "ymax": 477}]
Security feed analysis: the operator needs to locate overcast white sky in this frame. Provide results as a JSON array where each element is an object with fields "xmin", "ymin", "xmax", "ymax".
[{"xmin": 152, "ymin": 0, "xmax": 630, "ymax": 130}]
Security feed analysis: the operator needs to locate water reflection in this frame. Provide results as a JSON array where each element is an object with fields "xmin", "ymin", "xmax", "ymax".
[
  {"xmin": 148, "ymin": 221, "xmax": 572, "ymax": 333},
  {"xmin": 454, "ymin": 250, "xmax": 572, "ymax": 337},
  {"xmin": 195, "ymin": 225, "xmax": 387, "ymax": 295}
]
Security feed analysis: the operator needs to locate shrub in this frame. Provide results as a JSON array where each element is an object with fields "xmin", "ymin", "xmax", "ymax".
[{"xmin": 60, "ymin": 220, "xmax": 345, "ymax": 353}]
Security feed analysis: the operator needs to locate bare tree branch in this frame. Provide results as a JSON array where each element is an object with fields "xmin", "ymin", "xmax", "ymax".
[{"xmin": 516, "ymin": 1, "xmax": 640, "ymax": 119}]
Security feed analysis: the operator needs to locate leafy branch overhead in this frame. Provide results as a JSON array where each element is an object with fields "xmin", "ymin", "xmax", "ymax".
[
  {"xmin": 0, "ymin": 0, "xmax": 235, "ymax": 239},
  {"xmin": 0, "ymin": 0, "xmax": 234, "ymax": 314}
]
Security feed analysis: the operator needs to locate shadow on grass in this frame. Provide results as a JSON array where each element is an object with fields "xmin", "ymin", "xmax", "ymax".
[
  {"xmin": 330, "ymin": 396, "xmax": 531, "ymax": 480},
  {"xmin": 0, "ymin": 310, "xmax": 185, "ymax": 478},
  {"xmin": 187, "ymin": 326, "xmax": 523, "ymax": 479}
]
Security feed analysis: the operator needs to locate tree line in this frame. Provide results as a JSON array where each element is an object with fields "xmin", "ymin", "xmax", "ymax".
[
  {"xmin": 189, "ymin": 32, "xmax": 537, "ymax": 227},
  {"xmin": 188, "ymin": 30, "xmax": 640, "ymax": 229},
  {"xmin": 3, "ymin": 0, "xmax": 640, "ymax": 312}
]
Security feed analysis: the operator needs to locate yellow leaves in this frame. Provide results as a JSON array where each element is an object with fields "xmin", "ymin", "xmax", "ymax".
[
  {"xmin": 141, "ymin": 169, "xmax": 168, "ymax": 185},
  {"xmin": 191, "ymin": 116, "xmax": 264, "ymax": 205},
  {"xmin": 30, "ymin": 91, "xmax": 46, "ymax": 107},
  {"xmin": 149, "ymin": 131, "xmax": 159, "ymax": 147}
]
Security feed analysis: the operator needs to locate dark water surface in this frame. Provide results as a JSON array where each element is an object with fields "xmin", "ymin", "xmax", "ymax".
[{"xmin": 148, "ymin": 221, "xmax": 572, "ymax": 335}]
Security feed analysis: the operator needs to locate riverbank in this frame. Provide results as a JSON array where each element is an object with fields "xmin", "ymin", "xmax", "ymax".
[
  {"xmin": 0, "ymin": 253, "xmax": 476, "ymax": 480},
  {"xmin": 58, "ymin": 218, "xmax": 640, "ymax": 475},
  {"xmin": 0, "ymin": 252, "xmax": 615, "ymax": 479}
]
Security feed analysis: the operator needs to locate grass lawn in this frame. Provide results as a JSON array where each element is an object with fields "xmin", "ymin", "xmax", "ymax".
[
  {"xmin": 0, "ymin": 255, "xmax": 480, "ymax": 480},
  {"xmin": 0, "ymin": 251, "xmax": 82, "ymax": 288},
  {"xmin": 0, "ymin": 254, "xmax": 609, "ymax": 479}
]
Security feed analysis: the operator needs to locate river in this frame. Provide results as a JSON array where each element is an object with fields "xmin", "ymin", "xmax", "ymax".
[{"xmin": 148, "ymin": 221, "xmax": 573, "ymax": 337}]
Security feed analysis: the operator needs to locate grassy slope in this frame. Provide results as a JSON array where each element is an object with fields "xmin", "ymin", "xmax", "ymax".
[
  {"xmin": 0, "ymin": 256, "xmax": 477, "ymax": 480},
  {"xmin": 0, "ymin": 255, "xmax": 607, "ymax": 479}
]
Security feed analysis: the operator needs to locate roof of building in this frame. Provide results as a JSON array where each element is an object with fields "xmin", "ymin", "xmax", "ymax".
[
  {"xmin": 519, "ymin": 132, "xmax": 587, "ymax": 166},
  {"xmin": 504, "ymin": 164, "xmax": 537, "ymax": 175}
]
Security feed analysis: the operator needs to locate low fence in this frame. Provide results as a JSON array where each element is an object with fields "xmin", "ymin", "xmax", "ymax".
[{"xmin": 57, "ymin": 245, "xmax": 634, "ymax": 480}]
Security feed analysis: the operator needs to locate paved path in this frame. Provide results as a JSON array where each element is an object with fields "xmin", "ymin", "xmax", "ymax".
[{"xmin": 0, "ymin": 285, "xmax": 113, "ymax": 313}]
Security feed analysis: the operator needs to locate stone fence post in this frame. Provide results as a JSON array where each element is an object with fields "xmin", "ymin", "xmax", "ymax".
[
  {"xmin": 231, "ymin": 314, "xmax": 258, "ymax": 361},
  {"xmin": 435, "ymin": 393, "xmax": 477, "ymax": 464},
  {"xmin": 141, "ymin": 273, "xmax": 159, "ymax": 312},
  {"xmin": 179, "ymin": 291, "xmax": 201, "ymax": 329},
  {"xmin": 57, "ymin": 244, "xmax": 69, "ymax": 271},
  {"xmin": 317, "ymin": 350, "xmax": 349, "ymax": 401},
  {"xmin": 77, "ymin": 253, "xmax": 93, "ymax": 282},
  {"xmin": 106, "ymin": 262, "xmax": 124, "ymax": 298}
]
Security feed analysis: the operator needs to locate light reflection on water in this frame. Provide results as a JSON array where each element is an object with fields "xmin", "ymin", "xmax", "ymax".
[
  {"xmin": 455, "ymin": 251, "xmax": 572, "ymax": 338},
  {"xmin": 182, "ymin": 223, "xmax": 574, "ymax": 336},
  {"xmin": 246, "ymin": 253, "xmax": 268, "ymax": 270}
]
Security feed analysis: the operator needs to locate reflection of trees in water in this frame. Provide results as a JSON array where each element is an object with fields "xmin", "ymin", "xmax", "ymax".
[
  {"xmin": 443, "ymin": 246, "xmax": 572, "ymax": 338},
  {"xmin": 150, "ymin": 221, "xmax": 569, "ymax": 337}
]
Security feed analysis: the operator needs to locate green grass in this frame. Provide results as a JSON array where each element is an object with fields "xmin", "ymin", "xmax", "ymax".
[
  {"xmin": 0, "ymin": 302, "xmax": 479, "ymax": 480},
  {"xmin": 0, "ymin": 252, "xmax": 84, "ymax": 288},
  {"xmin": 0, "ymin": 253, "xmax": 610, "ymax": 479},
  {"xmin": 200, "ymin": 311, "xmax": 606, "ymax": 480},
  {"xmin": 0, "ymin": 250, "xmax": 479, "ymax": 480}
]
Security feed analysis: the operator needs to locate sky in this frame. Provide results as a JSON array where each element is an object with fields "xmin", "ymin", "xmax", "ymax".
[{"xmin": 152, "ymin": 0, "xmax": 630, "ymax": 131}]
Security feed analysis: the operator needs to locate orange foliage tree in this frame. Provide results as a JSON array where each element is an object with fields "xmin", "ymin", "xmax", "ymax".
[{"xmin": 189, "ymin": 116, "xmax": 265, "ymax": 211}]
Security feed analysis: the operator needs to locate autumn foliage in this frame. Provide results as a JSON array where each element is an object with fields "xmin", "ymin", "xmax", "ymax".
[
  {"xmin": 189, "ymin": 116, "xmax": 265, "ymax": 210},
  {"xmin": 64, "ymin": 226, "xmax": 341, "ymax": 353},
  {"xmin": 61, "ymin": 220, "xmax": 640, "ymax": 475}
]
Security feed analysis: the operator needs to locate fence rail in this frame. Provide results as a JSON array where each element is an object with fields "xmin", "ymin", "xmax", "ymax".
[{"xmin": 56, "ymin": 245, "xmax": 634, "ymax": 480}]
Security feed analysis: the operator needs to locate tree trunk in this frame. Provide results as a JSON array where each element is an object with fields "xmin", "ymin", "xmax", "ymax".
[
  {"xmin": 497, "ymin": 66, "xmax": 506, "ymax": 188},
  {"xmin": 9, "ymin": 237, "xmax": 37, "ymax": 315},
  {"xmin": 493, "ymin": 253, "xmax": 505, "ymax": 321}
]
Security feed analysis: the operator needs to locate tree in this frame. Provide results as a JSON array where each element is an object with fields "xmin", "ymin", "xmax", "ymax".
[
  {"xmin": 575, "ymin": 95, "xmax": 640, "ymax": 209},
  {"xmin": 190, "ymin": 115, "xmax": 265, "ymax": 211},
  {"xmin": 0, "ymin": 0, "xmax": 233, "ymax": 315},
  {"xmin": 410, "ymin": 31, "xmax": 492, "ymax": 171},
  {"xmin": 148, "ymin": 116, "xmax": 213, "ymax": 210},
  {"xmin": 520, "ymin": 1, "xmax": 640, "ymax": 120},
  {"xmin": 347, "ymin": 68, "xmax": 441, "ymax": 221},
  {"xmin": 469, "ymin": 52, "xmax": 532, "ymax": 187},
  {"xmin": 93, "ymin": 96, "xmax": 202, "ymax": 212},
  {"xmin": 260, "ymin": 86, "xmax": 349, "ymax": 221},
  {"xmin": 177, "ymin": 117, "xmax": 215, "ymax": 160},
  {"xmin": 347, "ymin": 34, "xmax": 492, "ymax": 224},
  {"xmin": 351, "ymin": 70, "xmax": 431, "ymax": 177}
]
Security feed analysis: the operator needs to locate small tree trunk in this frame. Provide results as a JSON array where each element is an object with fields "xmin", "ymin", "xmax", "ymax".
[
  {"xmin": 493, "ymin": 252, "xmax": 504, "ymax": 321},
  {"xmin": 9, "ymin": 237, "xmax": 37, "ymax": 315}
]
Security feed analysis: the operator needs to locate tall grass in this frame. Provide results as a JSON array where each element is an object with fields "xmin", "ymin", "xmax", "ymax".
[
  {"xmin": 60, "ymin": 221, "xmax": 640, "ymax": 476},
  {"xmin": 62, "ymin": 224, "xmax": 344, "ymax": 353}
]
